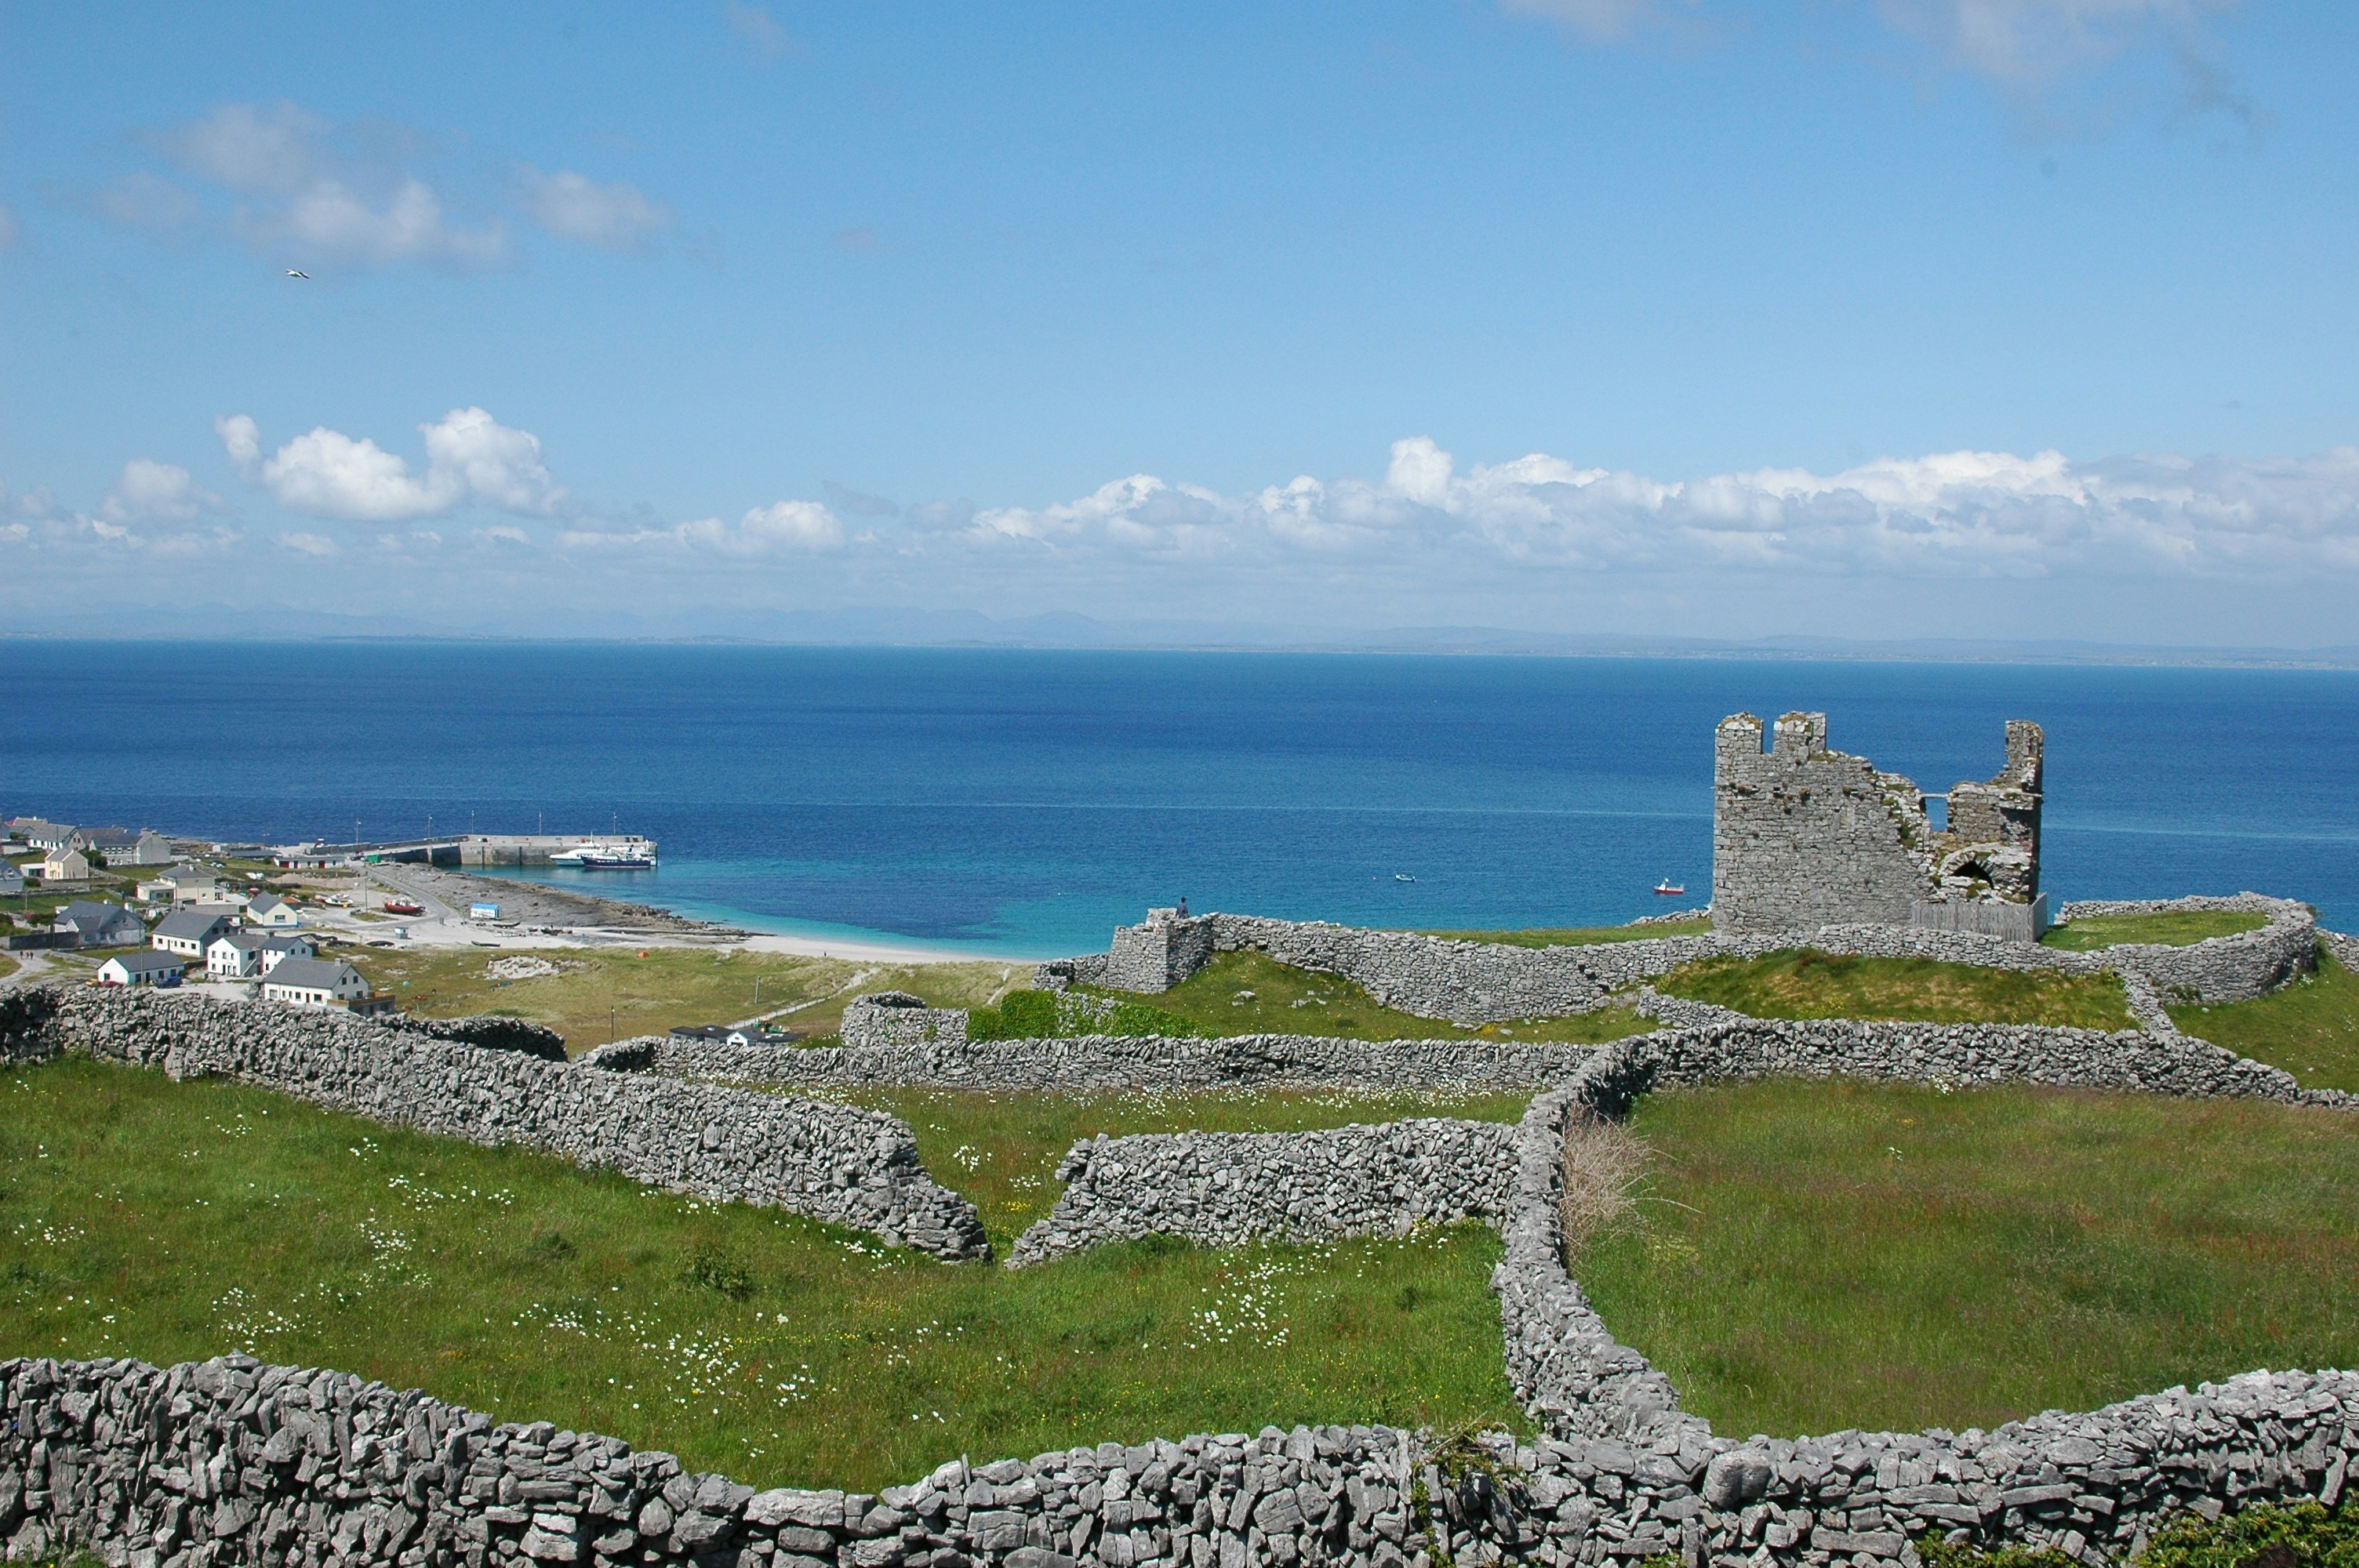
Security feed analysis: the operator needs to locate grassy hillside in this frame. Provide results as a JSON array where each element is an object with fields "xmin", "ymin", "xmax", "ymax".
[
  {"xmin": 1656, "ymin": 948, "xmax": 2135, "ymax": 1029},
  {"xmin": 2171, "ymin": 944, "xmax": 2359, "ymax": 1093},
  {"xmin": 0, "ymin": 1056, "xmax": 1518, "ymax": 1490},
  {"xmin": 1576, "ymin": 1079, "xmax": 2359, "ymax": 1439},
  {"xmin": 1096, "ymin": 949, "xmax": 1648, "ymax": 1044},
  {"xmin": 2041, "ymin": 909, "xmax": 2270, "ymax": 951},
  {"xmin": 342, "ymin": 946, "xmax": 1017, "ymax": 1051}
]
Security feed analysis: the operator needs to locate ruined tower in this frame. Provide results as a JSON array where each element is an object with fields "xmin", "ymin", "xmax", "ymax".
[{"xmin": 1711, "ymin": 713, "xmax": 2046, "ymax": 940}]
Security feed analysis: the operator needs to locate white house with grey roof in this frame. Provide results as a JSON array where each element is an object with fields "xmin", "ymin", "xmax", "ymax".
[
  {"xmin": 152, "ymin": 906, "xmax": 236, "ymax": 956},
  {"xmin": 205, "ymin": 930, "xmax": 318, "ymax": 979},
  {"xmin": 261, "ymin": 956, "xmax": 376, "ymax": 1009},
  {"xmin": 96, "ymin": 950, "xmax": 188, "ymax": 988},
  {"xmin": 243, "ymin": 891, "xmax": 301, "ymax": 927},
  {"xmin": 0, "ymin": 858, "xmax": 20, "ymax": 896},
  {"xmin": 52, "ymin": 900, "xmax": 147, "ymax": 949}
]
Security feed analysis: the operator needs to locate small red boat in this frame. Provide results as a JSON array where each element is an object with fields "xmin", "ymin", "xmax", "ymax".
[
  {"xmin": 1653, "ymin": 880, "xmax": 1686, "ymax": 896},
  {"xmin": 382, "ymin": 899, "xmax": 424, "ymax": 916}
]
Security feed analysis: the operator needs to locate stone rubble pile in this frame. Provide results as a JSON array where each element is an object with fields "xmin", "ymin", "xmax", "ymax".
[
  {"xmin": 1005, "ymin": 1119, "xmax": 1520, "ymax": 1267},
  {"xmin": 0, "ymin": 986, "xmax": 988, "ymax": 1262}
]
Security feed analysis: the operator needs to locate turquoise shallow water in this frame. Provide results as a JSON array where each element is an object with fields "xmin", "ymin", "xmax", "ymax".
[{"xmin": 3, "ymin": 641, "xmax": 2354, "ymax": 956}]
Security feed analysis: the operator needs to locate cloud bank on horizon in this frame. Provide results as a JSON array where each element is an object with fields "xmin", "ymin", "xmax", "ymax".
[{"xmin": 7, "ymin": 409, "xmax": 2357, "ymax": 641}]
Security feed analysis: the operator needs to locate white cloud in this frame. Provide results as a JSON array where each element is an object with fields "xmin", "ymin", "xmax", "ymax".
[
  {"xmin": 222, "ymin": 407, "xmax": 567, "ymax": 523},
  {"xmin": 723, "ymin": 2, "xmax": 795, "ymax": 62},
  {"xmin": 249, "ymin": 176, "xmax": 506, "ymax": 269},
  {"xmin": 563, "ymin": 499, "xmax": 845, "ymax": 557},
  {"xmin": 101, "ymin": 459, "xmax": 220, "ymax": 524},
  {"xmin": 1500, "ymin": 0, "xmax": 1692, "ymax": 43},
  {"xmin": 1510, "ymin": 1, "xmax": 2245, "ymax": 96},
  {"xmin": 139, "ymin": 101, "xmax": 507, "ymax": 269},
  {"xmin": 1879, "ymin": 0, "xmax": 2224, "ymax": 82},
  {"xmin": 275, "ymin": 532, "xmax": 341, "ymax": 557},
  {"xmin": 518, "ymin": 169, "xmax": 671, "ymax": 251},
  {"xmin": 936, "ymin": 437, "xmax": 2359, "ymax": 580},
  {"xmin": 158, "ymin": 102, "xmax": 328, "ymax": 194}
]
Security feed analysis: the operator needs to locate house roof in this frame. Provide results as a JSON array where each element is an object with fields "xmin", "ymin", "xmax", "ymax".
[
  {"xmin": 103, "ymin": 950, "xmax": 187, "ymax": 975},
  {"xmin": 161, "ymin": 865, "xmax": 224, "ymax": 884},
  {"xmin": 155, "ymin": 909, "xmax": 232, "ymax": 940},
  {"xmin": 264, "ymin": 957, "xmax": 364, "ymax": 990},
  {"xmin": 208, "ymin": 931, "xmax": 266, "ymax": 952},
  {"xmin": 56, "ymin": 900, "xmax": 136, "ymax": 930},
  {"xmin": 247, "ymin": 891, "xmax": 288, "ymax": 913},
  {"xmin": 78, "ymin": 826, "xmax": 139, "ymax": 848},
  {"xmin": 260, "ymin": 934, "xmax": 315, "ymax": 953}
]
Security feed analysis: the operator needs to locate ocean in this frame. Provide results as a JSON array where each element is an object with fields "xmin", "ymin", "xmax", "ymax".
[{"xmin": 3, "ymin": 641, "xmax": 2354, "ymax": 954}]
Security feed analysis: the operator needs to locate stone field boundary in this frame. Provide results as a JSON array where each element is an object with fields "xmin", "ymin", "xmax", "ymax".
[{"xmin": 3, "ymin": 896, "xmax": 2357, "ymax": 1565}]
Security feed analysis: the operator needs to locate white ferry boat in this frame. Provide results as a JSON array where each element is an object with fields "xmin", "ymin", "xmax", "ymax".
[{"xmin": 549, "ymin": 840, "xmax": 658, "ymax": 870}]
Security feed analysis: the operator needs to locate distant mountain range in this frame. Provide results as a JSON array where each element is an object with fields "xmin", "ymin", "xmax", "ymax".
[{"xmin": 4, "ymin": 601, "xmax": 2356, "ymax": 669}]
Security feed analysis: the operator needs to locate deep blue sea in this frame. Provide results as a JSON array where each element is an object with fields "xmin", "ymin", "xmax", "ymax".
[{"xmin": 2, "ymin": 641, "xmax": 2354, "ymax": 954}]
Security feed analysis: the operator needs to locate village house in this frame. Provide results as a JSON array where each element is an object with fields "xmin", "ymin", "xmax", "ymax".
[
  {"xmin": 0, "ymin": 858, "xmax": 21, "ymax": 896},
  {"xmin": 40, "ymin": 846, "xmax": 93, "ymax": 884},
  {"xmin": 9, "ymin": 819, "xmax": 79, "ymax": 852},
  {"xmin": 151, "ymin": 906, "xmax": 236, "ymax": 956},
  {"xmin": 51, "ymin": 900, "xmax": 147, "ymax": 949},
  {"xmin": 243, "ymin": 891, "xmax": 301, "ymax": 927},
  {"xmin": 260, "ymin": 956, "xmax": 384, "ymax": 1011},
  {"xmin": 144, "ymin": 865, "xmax": 229, "ymax": 905},
  {"xmin": 75, "ymin": 826, "xmax": 175, "ymax": 866},
  {"xmin": 205, "ymin": 930, "xmax": 318, "ymax": 980},
  {"xmin": 96, "ymin": 949, "xmax": 188, "ymax": 987}
]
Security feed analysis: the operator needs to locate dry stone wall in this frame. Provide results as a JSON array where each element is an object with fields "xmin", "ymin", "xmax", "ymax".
[
  {"xmin": 0, "ymin": 986, "xmax": 988, "ymax": 1262},
  {"xmin": 1005, "ymin": 1119, "xmax": 1519, "ymax": 1267},
  {"xmin": 842, "ymin": 993, "xmax": 971, "ymax": 1051},
  {"xmin": 1067, "ymin": 897, "xmax": 2316, "ymax": 1025},
  {"xmin": 581, "ymin": 1030, "xmax": 1613, "ymax": 1093}
]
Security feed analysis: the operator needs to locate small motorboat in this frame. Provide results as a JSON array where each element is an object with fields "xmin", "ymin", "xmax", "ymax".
[
  {"xmin": 1653, "ymin": 880, "xmax": 1686, "ymax": 896},
  {"xmin": 1395, "ymin": 873, "xmax": 1416, "ymax": 882}
]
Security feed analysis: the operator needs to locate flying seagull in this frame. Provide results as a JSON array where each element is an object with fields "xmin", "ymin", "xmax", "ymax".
[{"xmin": 285, "ymin": 268, "xmax": 309, "ymax": 279}]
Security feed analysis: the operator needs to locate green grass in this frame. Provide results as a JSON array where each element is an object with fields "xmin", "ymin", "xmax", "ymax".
[
  {"xmin": 815, "ymin": 1087, "xmax": 1536, "ymax": 1249},
  {"xmin": 344, "ymin": 946, "xmax": 1020, "ymax": 1051},
  {"xmin": 2171, "ymin": 943, "xmax": 2359, "ymax": 1093},
  {"xmin": 1656, "ymin": 948, "xmax": 2135, "ymax": 1029},
  {"xmin": 0, "ymin": 1055, "xmax": 1519, "ymax": 1490},
  {"xmin": 1421, "ymin": 920, "xmax": 1713, "ymax": 947},
  {"xmin": 1574, "ymin": 1079, "xmax": 2359, "ymax": 1440},
  {"xmin": 2041, "ymin": 909, "xmax": 2270, "ymax": 951},
  {"xmin": 1093, "ymin": 949, "xmax": 1649, "ymax": 1044}
]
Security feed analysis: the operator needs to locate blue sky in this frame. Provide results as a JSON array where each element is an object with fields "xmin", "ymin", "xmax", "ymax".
[{"xmin": 4, "ymin": 2, "xmax": 2356, "ymax": 646}]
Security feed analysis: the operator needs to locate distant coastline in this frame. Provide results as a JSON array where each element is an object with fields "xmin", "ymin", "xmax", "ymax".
[{"xmin": 3, "ymin": 622, "xmax": 2357, "ymax": 670}]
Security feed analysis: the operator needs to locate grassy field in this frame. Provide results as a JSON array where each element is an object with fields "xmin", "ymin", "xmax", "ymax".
[
  {"xmin": 1575, "ymin": 1079, "xmax": 2359, "ymax": 1439},
  {"xmin": 2171, "ymin": 944, "xmax": 2359, "ymax": 1093},
  {"xmin": 1422, "ymin": 920, "xmax": 1713, "ymax": 948},
  {"xmin": 0, "ymin": 1056, "xmax": 1519, "ymax": 1490},
  {"xmin": 1090, "ymin": 949, "xmax": 1648, "ymax": 1044},
  {"xmin": 1656, "ymin": 948, "xmax": 2135, "ymax": 1029},
  {"xmin": 342, "ymin": 946, "xmax": 1020, "ymax": 1051},
  {"xmin": 2041, "ymin": 909, "xmax": 2270, "ymax": 952},
  {"xmin": 819, "ymin": 1086, "xmax": 1536, "ymax": 1249}
]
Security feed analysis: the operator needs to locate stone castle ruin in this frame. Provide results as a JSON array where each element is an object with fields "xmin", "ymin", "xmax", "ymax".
[{"xmin": 1713, "ymin": 710, "xmax": 2047, "ymax": 940}]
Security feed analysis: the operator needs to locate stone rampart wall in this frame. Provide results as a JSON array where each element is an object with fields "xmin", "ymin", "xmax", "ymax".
[
  {"xmin": 1005, "ymin": 1119, "xmax": 1520, "ymax": 1267},
  {"xmin": 1129, "ymin": 896, "xmax": 2319, "ymax": 1022},
  {"xmin": 1, "ymin": 987, "xmax": 988, "ymax": 1262},
  {"xmin": 581, "ymin": 1029, "xmax": 1612, "ymax": 1092}
]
